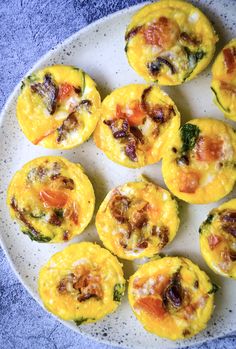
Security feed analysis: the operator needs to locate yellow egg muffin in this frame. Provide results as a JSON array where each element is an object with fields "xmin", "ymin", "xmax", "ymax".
[
  {"xmin": 125, "ymin": 0, "xmax": 218, "ymax": 85},
  {"xmin": 38, "ymin": 242, "xmax": 125, "ymax": 324},
  {"xmin": 17, "ymin": 65, "xmax": 101, "ymax": 149},
  {"xmin": 128, "ymin": 257, "xmax": 216, "ymax": 340},
  {"xmin": 200, "ymin": 199, "xmax": 236, "ymax": 279},
  {"xmin": 7, "ymin": 156, "xmax": 95, "ymax": 242},
  {"xmin": 211, "ymin": 39, "xmax": 236, "ymax": 120},
  {"xmin": 162, "ymin": 118, "xmax": 236, "ymax": 204},
  {"xmin": 96, "ymin": 180, "xmax": 179, "ymax": 260},
  {"xmin": 94, "ymin": 84, "xmax": 180, "ymax": 168}
]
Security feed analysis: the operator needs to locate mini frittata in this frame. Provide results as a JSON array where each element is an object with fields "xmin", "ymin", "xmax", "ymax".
[
  {"xmin": 200, "ymin": 199, "xmax": 236, "ymax": 279},
  {"xmin": 38, "ymin": 242, "xmax": 125, "ymax": 324},
  {"xmin": 7, "ymin": 156, "xmax": 95, "ymax": 242},
  {"xmin": 211, "ymin": 38, "xmax": 236, "ymax": 120},
  {"xmin": 128, "ymin": 257, "xmax": 216, "ymax": 340},
  {"xmin": 94, "ymin": 84, "xmax": 180, "ymax": 168},
  {"xmin": 162, "ymin": 118, "xmax": 236, "ymax": 204},
  {"xmin": 17, "ymin": 65, "xmax": 101, "ymax": 149},
  {"xmin": 125, "ymin": 0, "xmax": 218, "ymax": 85},
  {"xmin": 96, "ymin": 180, "xmax": 179, "ymax": 260}
]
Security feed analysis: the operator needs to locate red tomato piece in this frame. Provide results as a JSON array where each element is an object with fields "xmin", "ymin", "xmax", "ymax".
[
  {"xmin": 179, "ymin": 170, "xmax": 200, "ymax": 194},
  {"xmin": 39, "ymin": 189, "xmax": 68, "ymax": 208},
  {"xmin": 196, "ymin": 136, "xmax": 223, "ymax": 162},
  {"xmin": 135, "ymin": 297, "xmax": 166, "ymax": 318},
  {"xmin": 58, "ymin": 83, "xmax": 74, "ymax": 101},
  {"xmin": 116, "ymin": 102, "xmax": 145, "ymax": 126}
]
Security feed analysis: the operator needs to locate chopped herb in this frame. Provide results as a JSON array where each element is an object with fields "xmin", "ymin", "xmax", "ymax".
[
  {"xmin": 211, "ymin": 87, "xmax": 229, "ymax": 113},
  {"xmin": 199, "ymin": 213, "xmax": 215, "ymax": 234},
  {"xmin": 20, "ymin": 81, "xmax": 25, "ymax": 90},
  {"xmin": 74, "ymin": 318, "xmax": 88, "ymax": 326},
  {"xmin": 180, "ymin": 123, "xmax": 200, "ymax": 154},
  {"xmin": 183, "ymin": 47, "xmax": 205, "ymax": 81},
  {"xmin": 208, "ymin": 283, "xmax": 219, "ymax": 294},
  {"xmin": 54, "ymin": 208, "xmax": 64, "ymax": 218},
  {"xmin": 113, "ymin": 283, "xmax": 125, "ymax": 302},
  {"xmin": 27, "ymin": 74, "xmax": 38, "ymax": 83},
  {"xmin": 22, "ymin": 229, "xmax": 51, "ymax": 242},
  {"xmin": 30, "ymin": 212, "xmax": 45, "ymax": 219}
]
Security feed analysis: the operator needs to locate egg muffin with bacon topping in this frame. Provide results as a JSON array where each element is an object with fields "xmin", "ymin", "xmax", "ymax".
[
  {"xmin": 200, "ymin": 199, "xmax": 236, "ymax": 279},
  {"xmin": 94, "ymin": 84, "xmax": 180, "ymax": 168},
  {"xmin": 39, "ymin": 242, "xmax": 125, "ymax": 324},
  {"xmin": 17, "ymin": 65, "xmax": 101, "ymax": 149},
  {"xmin": 211, "ymin": 39, "xmax": 236, "ymax": 120},
  {"xmin": 125, "ymin": 0, "xmax": 218, "ymax": 85},
  {"xmin": 96, "ymin": 180, "xmax": 179, "ymax": 260},
  {"xmin": 128, "ymin": 257, "xmax": 216, "ymax": 340},
  {"xmin": 162, "ymin": 118, "xmax": 236, "ymax": 204},
  {"xmin": 7, "ymin": 156, "xmax": 95, "ymax": 242}
]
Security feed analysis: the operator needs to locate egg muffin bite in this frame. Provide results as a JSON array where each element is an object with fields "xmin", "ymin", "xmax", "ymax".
[
  {"xmin": 96, "ymin": 180, "xmax": 179, "ymax": 260},
  {"xmin": 94, "ymin": 84, "xmax": 180, "ymax": 168},
  {"xmin": 211, "ymin": 39, "xmax": 236, "ymax": 120},
  {"xmin": 17, "ymin": 65, "xmax": 101, "ymax": 149},
  {"xmin": 7, "ymin": 156, "xmax": 95, "ymax": 242},
  {"xmin": 125, "ymin": 0, "xmax": 217, "ymax": 85},
  {"xmin": 162, "ymin": 118, "xmax": 236, "ymax": 204},
  {"xmin": 200, "ymin": 199, "xmax": 236, "ymax": 279},
  {"xmin": 39, "ymin": 242, "xmax": 125, "ymax": 324},
  {"xmin": 128, "ymin": 257, "xmax": 215, "ymax": 340}
]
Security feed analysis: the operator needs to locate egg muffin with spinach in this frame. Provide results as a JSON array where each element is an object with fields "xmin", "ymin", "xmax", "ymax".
[
  {"xmin": 17, "ymin": 65, "xmax": 101, "ymax": 149},
  {"xmin": 128, "ymin": 257, "xmax": 216, "ymax": 340},
  {"xmin": 94, "ymin": 84, "xmax": 180, "ymax": 168},
  {"xmin": 96, "ymin": 180, "xmax": 179, "ymax": 260},
  {"xmin": 200, "ymin": 199, "xmax": 236, "ymax": 279},
  {"xmin": 7, "ymin": 156, "xmax": 95, "ymax": 242},
  {"xmin": 125, "ymin": 0, "xmax": 218, "ymax": 85},
  {"xmin": 39, "ymin": 242, "xmax": 125, "ymax": 324},
  {"xmin": 211, "ymin": 39, "xmax": 236, "ymax": 120},
  {"xmin": 162, "ymin": 118, "xmax": 236, "ymax": 204}
]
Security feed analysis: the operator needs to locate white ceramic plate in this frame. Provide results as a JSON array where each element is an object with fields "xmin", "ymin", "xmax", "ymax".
[{"xmin": 1, "ymin": 1, "xmax": 236, "ymax": 348}]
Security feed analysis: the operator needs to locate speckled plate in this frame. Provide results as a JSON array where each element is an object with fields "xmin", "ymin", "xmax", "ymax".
[{"xmin": 0, "ymin": 1, "xmax": 236, "ymax": 348}]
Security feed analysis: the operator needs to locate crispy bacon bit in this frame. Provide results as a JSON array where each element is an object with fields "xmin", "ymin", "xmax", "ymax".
[
  {"xmin": 109, "ymin": 193, "xmax": 130, "ymax": 223},
  {"xmin": 220, "ymin": 210, "xmax": 236, "ymax": 238},
  {"xmin": 223, "ymin": 47, "xmax": 236, "ymax": 74},
  {"xmin": 63, "ymin": 230, "xmax": 69, "ymax": 241},
  {"xmin": 58, "ymin": 83, "xmax": 74, "ymax": 101},
  {"xmin": 57, "ymin": 112, "xmax": 78, "ymax": 143},
  {"xmin": 208, "ymin": 234, "xmax": 222, "ymax": 250},
  {"xmin": 195, "ymin": 136, "xmax": 223, "ymax": 162},
  {"xmin": 135, "ymin": 297, "xmax": 166, "ymax": 318},
  {"xmin": 125, "ymin": 138, "xmax": 138, "ymax": 162},
  {"xmin": 48, "ymin": 212, "xmax": 63, "ymax": 226},
  {"xmin": 158, "ymin": 226, "xmax": 169, "ymax": 248},
  {"xmin": 179, "ymin": 170, "xmax": 200, "ymax": 193},
  {"xmin": 137, "ymin": 240, "xmax": 148, "ymax": 249},
  {"xmin": 143, "ymin": 17, "xmax": 179, "ymax": 49},
  {"xmin": 104, "ymin": 118, "xmax": 129, "ymax": 139},
  {"xmin": 130, "ymin": 127, "xmax": 144, "ymax": 144},
  {"xmin": 180, "ymin": 32, "xmax": 200, "ymax": 46},
  {"xmin": 125, "ymin": 25, "xmax": 143, "ymax": 41},
  {"xmin": 31, "ymin": 73, "xmax": 58, "ymax": 114},
  {"xmin": 220, "ymin": 81, "xmax": 236, "ymax": 95},
  {"xmin": 130, "ymin": 202, "xmax": 148, "ymax": 229}
]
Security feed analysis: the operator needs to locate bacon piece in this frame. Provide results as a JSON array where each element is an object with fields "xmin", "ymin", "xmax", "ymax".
[
  {"xmin": 31, "ymin": 73, "xmax": 58, "ymax": 114},
  {"xmin": 109, "ymin": 193, "xmax": 130, "ymax": 223},
  {"xmin": 223, "ymin": 47, "xmax": 236, "ymax": 74},
  {"xmin": 125, "ymin": 138, "xmax": 138, "ymax": 162},
  {"xmin": 180, "ymin": 32, "xmax": 200, "ymax": 46},
  {"xmin": 135, "ymin": 297, "xmax": 166, "ymax": 318},
  {"xmin": 137, "ymin": 240, "xmax": 148, "ymax": 249},
  {"xmin": 195, "ymin": 136, "xmax": 223, "ymax": 162},
  {"xmin": 220, "ymin": 210, "xmax": 236, "ymax": 238},
  {"xmin": 57, "ymin": 112, "xmax": 78, "ymax": 143},
  {"xmin": 208, "ymin": 234, "xmax": 222, "ymax": 250},
  {"xmin": 179, "ymin": 170, "xmax": 200, "ymax": 193},
  {"xmin": 130, "ymin": 127, "xmax": 144, "ymax": 144}
]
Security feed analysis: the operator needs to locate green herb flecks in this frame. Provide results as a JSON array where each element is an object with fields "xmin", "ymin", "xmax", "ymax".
[
  {"xmin": 211, "ymin": 87, "xmax": 230, "ymax": 113},
  {"xmin": 74, "ymin": 318, "xmax": 89, "ymax": 326},
  {"xmin": 199, "ymin": 212, "xmax": 215, "ymax": 234},
  {"xmin": 113, "ymin": 283, "xmax": 125, "ymax": 302},
  {"xmin": 208, "ymin": 283, "xmax": 220, "ymax": 294},
  {"xmin": 180, "ymin": 123, "xmax": 200, "ymax": 154},
  {"xmin": 22, "ymin": 229, "xmax": 51, "ymax": 242}
]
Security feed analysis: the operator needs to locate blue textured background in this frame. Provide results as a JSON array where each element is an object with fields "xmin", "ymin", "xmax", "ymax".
[{"xmin": 1, "ymin": 1, "xmax": 236, "ymax": 348}]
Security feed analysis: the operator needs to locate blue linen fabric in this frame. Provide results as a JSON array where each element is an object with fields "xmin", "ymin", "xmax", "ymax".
[{"xmin": 0, "ymin": 1, "xmax": 236, "ymax": 348}]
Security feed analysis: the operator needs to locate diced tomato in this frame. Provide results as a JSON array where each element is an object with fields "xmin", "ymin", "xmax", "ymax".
[
  {"xmin": 179, "ymin": 170, "xmax": 200, "ymax": 194},
  {"xmin": 143, "ymin": 16, "xmax": 179, "ymax": 50},
  {"xmin": 223, "ymin": 47, "xmax": 236, "ymax": 74},
  {"xmin": 39, "ymin": 189, "xmax": 68, "ymax": 208},
  {"xmin": 135, "ymin": 297, "xmax": 166, "ymax": 318},
  {"xmin": 58, "ymin": 83, "xmax": 74, "ymax": 101},
  {"xmin": 196, "ymin": 136, "xmax": 223, "ymax": 162},
  {"xmin": 208, "ymin": 234, "xmax": 222, "ymax": 250},
  {"xmin": 116, "ymin": 102, "xmax": 145, "ymax": 126}
]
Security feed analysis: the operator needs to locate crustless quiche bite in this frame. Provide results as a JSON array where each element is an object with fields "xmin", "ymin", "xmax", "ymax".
[
  {"xmin": 162, "ymin": 118, "xmax": 236, "ymax": 204},
  {"xmin": 128, "ymin": 257, "xmax": 216, "ymax": 340},
  {"xmin": 7, "ymin": 156, "xmax": 95, "ymax": 242},
  {"xmin": 200, "ymin": 199, "xmax": 236, "ymax": 279},
  {"xmin": 17, "ymin": 65, "xmax": 101, "ymax": 149},
  {"xmin": 38, "ymin": 242, "xmax": 125, "ymax": 324},
  {"xmin": 125, "ymin": 0, "xmax": 218, "ymax": 85},
  {"xmin": 211, "ymin": 38, "xmax": 236, "ymax": 120},
  {"xmin": 96, "ymin": 180, "xmax": 179, "ymax": 260},
  {"xmin": 94, "ymin": 84, "xmax": 180, "ymax": 168}
]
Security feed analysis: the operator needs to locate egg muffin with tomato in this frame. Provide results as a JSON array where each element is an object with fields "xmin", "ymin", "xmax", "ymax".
[
  {"xmin": 7, "ymin": 156, "xmax": 95, "ymax": 242},
  {"xmin": 17, "ymin": 65, "xmax": 101, "ymax": 149},
  {"xmin": 96, "ymin": 180, "xmax": 179, "ymax": 260},
  {"xmin": 128, "ymin": 257, "xmax": 216, "ymax": 340},
  {"xmin": 94, "ymin": 84, "xmax": 180, "ymax": 168},
  {"xmin": 162, "ymin": 118, "xmax": 236, "ymax": 204},
  {"xmin": 125, "ymin": 0, "xmax": 218, "ymax": 85},
  {"xmin": 39, "ymin": 242, "xmax": 125, "ymax": 324},
  {"xmin": 211, "ymin": 39, "xmax": 236, "ymax": 120},
  {"xmin": 200, "ymin": 199, "xmax": 236, "ymax": 279}
]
